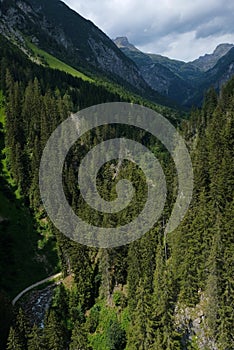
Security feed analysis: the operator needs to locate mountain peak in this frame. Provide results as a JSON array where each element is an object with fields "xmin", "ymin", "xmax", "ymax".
[
  {"xmin": 213, "ymin": 43, "xmax": 234, "ymax": 56},
  {"xmin": 191, "ymin": 43, "xmax": 234, "ymax": 71},
  {"xmin": 113, "ymin": 36, "xmax": 139, "ymax": 52}
]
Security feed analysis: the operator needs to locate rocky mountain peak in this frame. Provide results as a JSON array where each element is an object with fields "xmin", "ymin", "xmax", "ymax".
[
  {"xmin": 191, "ymin": 43, "xmax": 234, "ymax": 71},
  {"xmin": 213, "ymin": 43, "xmax": 234, "ymax": 57},
  {"xmin": 113, "ymin": 36, "xmax": 139, "ymax": 52}
]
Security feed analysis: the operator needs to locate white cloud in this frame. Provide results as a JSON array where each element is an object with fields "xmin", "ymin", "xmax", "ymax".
[{"xmin": 63, "ymin": 0, "xmax": 234, "ymax": 61}]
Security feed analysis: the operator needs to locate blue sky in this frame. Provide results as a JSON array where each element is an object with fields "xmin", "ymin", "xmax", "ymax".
[{"xmin": 63, "ymin": 0, "xmax": 234, "ymax": 61}]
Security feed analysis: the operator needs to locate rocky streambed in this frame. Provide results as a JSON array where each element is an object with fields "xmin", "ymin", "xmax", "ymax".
[{"xmin": 19, "ymin": 284, "xmax": 59, "ymax": 327}]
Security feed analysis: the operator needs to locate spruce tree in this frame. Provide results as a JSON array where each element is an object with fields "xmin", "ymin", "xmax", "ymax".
[
  {"xmin": 44, "ymin": 310, "xmax": 66, "ymax": 350},
  {"xmin": 6, "ymin": 327, "xmax": 22, "ymax": 350},
  {"xmin": 69, "ymin": 321, "xmax": 89, "ymax": 350},
  {"xmin": 28, "ymin": 325, "xmax": 45, "ymax": 350}
]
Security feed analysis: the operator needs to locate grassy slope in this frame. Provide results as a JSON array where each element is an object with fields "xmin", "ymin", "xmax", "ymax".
[
  {"xmin": 0, "ymin": 92, "xmax": 59, "ymax": 299},
  {"xmin": 28, "ymin": 42, "xmax": 93, "ymax": 82},
  {"xmin": 27, "ymin": 41, "xmax": 179, "ymax": 115}
]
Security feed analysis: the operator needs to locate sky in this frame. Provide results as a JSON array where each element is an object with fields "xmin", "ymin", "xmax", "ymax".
[{"xmin": 63, "ymin": 0, "xmax": 234, "ymax": 62}]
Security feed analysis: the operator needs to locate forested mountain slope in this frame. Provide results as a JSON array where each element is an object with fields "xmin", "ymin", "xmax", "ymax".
[
  {"xmin": 0, "ymin": 0, "xmax": 168, "ymax": 104},
  {"xmin": 0, "ymin": 31, "xmax": 181, "ymax": 349},
  {"xmin": 0, "ymin": 25, "xmax": 233, "ymax": 348},
  {"xmin": 0, "ymin": 1, "xmax": 233, "ymax": 348}
]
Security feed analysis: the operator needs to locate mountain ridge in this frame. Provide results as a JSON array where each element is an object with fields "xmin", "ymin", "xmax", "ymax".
[
  {"xmin": 114, "ymin": 36, "xmax": 234, "ymax": 106},
  {"xmin": 191, "ymin": 43, "xmax": 234, "ymax": 71},
  {"xmin": 1, "ymin": 0, "xmax": 233, "ymax": 108}
]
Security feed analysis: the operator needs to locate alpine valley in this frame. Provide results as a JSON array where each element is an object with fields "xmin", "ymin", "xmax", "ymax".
[
  {"xmin": 0, "ymin": 1, "xmax": 233, "ymax": 350},
  {"xmin": 114, "ymin": 37, "xmax": 234, "ymax": 107}
]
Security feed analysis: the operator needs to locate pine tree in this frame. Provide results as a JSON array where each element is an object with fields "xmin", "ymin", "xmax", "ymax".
[
  {"xmin": 15, "ymin": 308, "xmax": 29, "ymax": 349},
  {"xmin": 28, "ymin": 324, "xmax": 45, "ymax": 350},
  {"xmin": 44, "ymin": 310, "xmax": 66, "ymax": 350},
  {"xmin": 6, "ymin": 327, "xmax": 23, "ymax": 350},
  {"xmin": 106, "ymin": 319, "xmax": 126, "ymax": 350},
  {"xmin": 69, "ymin": 321, "xmax": 89, "ymax": 350}
]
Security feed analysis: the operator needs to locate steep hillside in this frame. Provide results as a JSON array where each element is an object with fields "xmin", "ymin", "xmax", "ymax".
[
  {"xmin": 114, "ymin": 37, "xmax": 199, "ymax": 105},
  {"xmin": 114, "ymin": 36, "xmax": 140, "ymax": 52},
  {"xmin": 27, "ymin": 41, "xmax": 93, "ymax": 81},
  {"xmin": 1, "ymin": 4, "xmax": 233, "ymax": 349},
  {"xmin": 187, "ymin": 47, "xmax": 234, "ymax": 106},
  {"xmin": 0, "ymin": 0, "xmax": 163, "ymax": 102},
  {"xmin": 0, "ymin": 29, "xmax": 185, "ymax": 348},
  {"xmin": 3, "ymin": 44, "xmax": 234, "ymax": 347},
  {"xmin": 0, "ymin": 88, "xmax": 59, "ymax": 301},
  {"xmin": 148, "ymin": 53, "xmax": 202, "ymax": 81},
  {"xmin": 0, "ymin": 87, "xmax": 59, "ymax": 348}
]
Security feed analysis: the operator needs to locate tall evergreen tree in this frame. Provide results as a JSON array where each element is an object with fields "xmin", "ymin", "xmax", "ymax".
[
  {"xmin": 6, "ymin": 327, "xmax": 23, "ymax": 350},
  {"xmin": 69, "ymin": 321, "xmax": 89, "ymax": 350},
  {"xmin": 44, "ymin": 310, "xmax": 66, "ymax": 350},
  {"xmin": 28, "ymin": 325, "xmax": 45, "ymax": 350}
]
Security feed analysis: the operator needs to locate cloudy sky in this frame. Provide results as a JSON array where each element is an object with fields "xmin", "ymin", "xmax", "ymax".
[{"xmin": 63, "ymin": 0, "xmax": 234, "ymax": 62}]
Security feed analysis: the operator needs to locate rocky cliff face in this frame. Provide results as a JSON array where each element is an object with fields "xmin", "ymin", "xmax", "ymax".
[
  {"xmin": 113, "ymin": 36, "xmax": 140, "ymax": 52},
  {"xmin": 86, "ymin": 36, "xmax": 147, "ymax": 89},
  {"xmin": 0, "ymin": 0, "xmax": 151, "ymax": 95},
  {"xmin": 0, "ymin": 0, "xmax": 71, "ymax": 53},
  {"xmin": 208, "ymin": 48, "xmax": 234, "ymax": 89},
  {"xmin": 1, "ymin": 1, "xmax": 233, "ymax": 108},
  {"xmin": 191, "ymin": 43, "xmax": 234, "ymax": 71},
  {"xmin": 186, "ymin": 47, "xmax": 234, "ymax": 106},
  {"xmin": 175, "ymin": 293, "xmax": 218, "ymax": 350}
]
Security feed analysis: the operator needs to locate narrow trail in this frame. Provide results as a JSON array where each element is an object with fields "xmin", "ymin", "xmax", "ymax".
[{"xmin": 12, "ymin": 272, "xmax": 63, "ymax": 306}]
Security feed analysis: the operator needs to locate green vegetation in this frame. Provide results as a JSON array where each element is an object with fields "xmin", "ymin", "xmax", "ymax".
[
  {"xmin": 27, "ymin": 41, "xmax": 180, "ymax": 121},
  {"xmin": 28, "ymin": 41, "xmax": 93, "ymax": 82},
  {"xmin": 0, "ymin": 90, "xmax": 5, "ymax": 125},
  {"xmin": 0, "ymin": 91, "xmax": 58, "ymax": 302},
  {"xmin": 0, "ymin": 26, "xmax": 233, "ymax": 350},
  {"xmin": 0, "ymin": 191, "xmax": 58, "ymax": 298},
  {"xmin": 88, "ymin": 300, "xmax": 127, "ymax": 350}
]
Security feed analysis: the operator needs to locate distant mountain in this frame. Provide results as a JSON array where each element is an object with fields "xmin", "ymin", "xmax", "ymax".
[
  {"xmin": 187, "ymin": 47, "xmax": 234, "ymax": 106},
  {"xmin": 113, "ymin": 37, "xmax": 201, "ymax": 106},
  {"xmin": 114, "ymin": 37, "xmax": 234, "ymax": 107},
  {"xmin": 190, "ymin": 43, "xmax": 234, "ymax": 71},
  {"xmin": 0, "ymin": 0, "xmax": 233, "ymax": 109},
  {"xmin": 148, "ymin": 54, "xmax": 203, "ymax": 82}
]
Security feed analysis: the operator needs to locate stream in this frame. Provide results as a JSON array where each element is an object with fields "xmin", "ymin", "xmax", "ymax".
[{"xmin": 19, "ymin": 284, "xmax": 58, "ymax": 327}]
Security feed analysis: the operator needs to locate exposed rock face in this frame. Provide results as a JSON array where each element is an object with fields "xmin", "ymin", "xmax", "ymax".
[
  {"xmin": 88, "ymin": 37, "xmax": 144, "ymax": 89},
  {"xmin": 0, "ymin": 0, "xmax": 151, "ymax": 94},
  {"xmin": 175, "ymin": 293, "xmax": 218, "ymax": 350},
  {"xmin": 191, "ymin": 43, "xmax": 234, "ymax": 72},
  {"xmin": 209, "ymin": 49, "xmax": 234, "ymax": 89},
  {"xmin": 1, "ymin": 1, "xmax": 233, "ymax": 107},
  {"xmin": 114, "ymin": 37, "xmax": 197, "ymax": 105},
  {"xmin": 0, "ymin": 0, "xmax": 71, "ymax": 50},
  {"xmin": 113, "ymin": 36, "xmax": 140, "ymax": 52}
]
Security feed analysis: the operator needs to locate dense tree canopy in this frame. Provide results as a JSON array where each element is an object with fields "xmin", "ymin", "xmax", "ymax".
[{"xmin": 0, "ymin": 33, "xmax": 233, "ymax": 350}]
